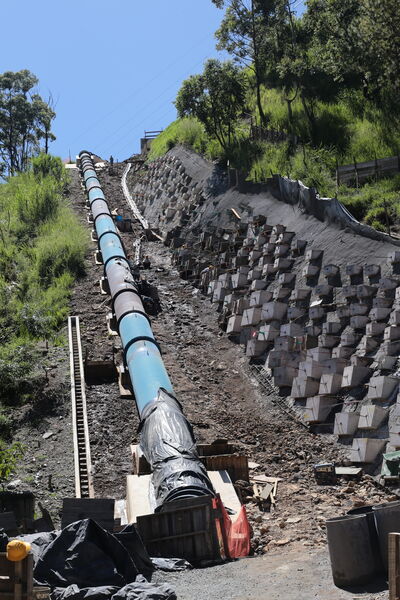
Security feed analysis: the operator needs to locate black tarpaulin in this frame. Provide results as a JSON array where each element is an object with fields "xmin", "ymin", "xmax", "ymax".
[
  {"xmin": 139, "ymin": 389, "xmax": 214, "ymax": 509},
  {"xmin": 50, "ymin": 578, "xmax": 177, "ymax": 600},
  {"xmin": 34, "ymin": 519, "xmax": 139, "ymax": 588}
]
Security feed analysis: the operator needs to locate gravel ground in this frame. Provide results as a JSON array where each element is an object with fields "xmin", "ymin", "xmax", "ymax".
[{"xmin": 152, "ymin": 545, "xmax": 388, "ymax": 600}]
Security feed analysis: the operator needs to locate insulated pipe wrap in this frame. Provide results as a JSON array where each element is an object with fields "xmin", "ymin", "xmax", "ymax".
[
  {"xmin": 139, "ymin": 389, "xmax": 214, "ymax": 509},
  {"xmin": 95, "ymin": 215, "xmax": 118, "ymax": 241},
  {"xmin": 113, "ymin": 290, "xmax": 144, "ymax": 325},
  {"xmin": 100, "ymin": 233, "xmax": 126, "ymax": 266},
  {"xmin": 125, "ymin": 343, "xmax": 174, "ymax": 416}
]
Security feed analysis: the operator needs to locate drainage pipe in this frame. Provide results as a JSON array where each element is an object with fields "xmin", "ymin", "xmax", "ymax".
[{"xmin": 78, "ymin": 151, "xmax": 214, "ymax": 509}]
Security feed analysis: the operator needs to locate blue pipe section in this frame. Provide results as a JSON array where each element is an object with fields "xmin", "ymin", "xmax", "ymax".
[
  {"xmin": 95, "ymin": 214, "xmax": 118, "ymax": 238},
  {"xmin": 100, "ymin": 232, "xmax": 126, "ymax": 266},
  {"xmin": 78, "ymin": 150, "xmax": 214, "ymax": 509},
  {"xmin": 88, "ymin": 188, "xmax": 105, "ymax": 204},
  {"xmin": 78, "ymin": 153, "xmax": 173, "ymax": 413}
]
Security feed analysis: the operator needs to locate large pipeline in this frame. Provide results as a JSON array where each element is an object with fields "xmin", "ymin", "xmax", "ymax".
[{"xmin": 78, "ymin": 151, "xmax": 214, "ymax": 509}]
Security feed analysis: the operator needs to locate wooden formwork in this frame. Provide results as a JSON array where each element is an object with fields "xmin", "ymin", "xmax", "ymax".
[
  {"xmin": 0, "ymin": 553, "xmax": 33, "ymax": 600},
  {"xmin": 136, "ymin": 495, "xmax": 224, "ymax": 564}
]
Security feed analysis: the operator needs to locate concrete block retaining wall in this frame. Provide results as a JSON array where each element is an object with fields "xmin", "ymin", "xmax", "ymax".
[{"xmin": 127, "ymin": 146, "xmax": 400, "ymax": 472}]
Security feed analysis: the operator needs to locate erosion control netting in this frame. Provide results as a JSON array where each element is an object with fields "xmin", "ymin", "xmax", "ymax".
[{"xmin": 139, "ymin": 388, "xmax": 215, "ymax": 509}]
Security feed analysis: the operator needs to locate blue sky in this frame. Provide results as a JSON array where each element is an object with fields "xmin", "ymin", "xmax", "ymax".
[{"xmin": 1, "ymin": 0, "xmax": 305, "ymax": 161}]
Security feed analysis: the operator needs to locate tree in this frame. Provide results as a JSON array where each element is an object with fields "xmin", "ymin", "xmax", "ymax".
[
  {"xmin": 0, "ymin": 70, "xmax": 56, "ymax": 176},
  {"xmin": 358, "ymin": 0, "xmax": 400, "ymax": 119},
  {"xmin": 212, "ymin": 0, "xmax": 268, "ymax": 126},
  {"xmin": 175, "ymin": 59, "xmax": 246, "ymax": 152}
]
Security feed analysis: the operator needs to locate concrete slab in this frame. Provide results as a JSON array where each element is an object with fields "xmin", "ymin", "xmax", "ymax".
[
  {"xmin": 366, "ymin": 321, "xmax": 386, "ymax": 336},
  {"xmin": 246, "ymin": 339, "xmax": 268, "ymax": 357},
  {"xmin": 227, "ymin": 315, "xmax": 242, "ymax": 334},
  {"xmin": 291, "ymin": 376, "xmax": 320, "ymax": 398},
  {"xmin": 331, "ymin": 346, "xmax": 353, "ymax": 359},
  {"xmin": 367, "ymin": 375, "xmax": 398, "ymax": 401},
  {"xmin": 273, "ymin": 366, "xmax": 298, "ymax": 387},
  {"xmin": 298, "ymin": 360, "xmax": 324, "ymax": 380},
  {"xmin": 250, "ymin": 290, "xmax": 272, "ymax": 307},
  {"xmin": 334, "ymin": 411, "xmax": 359, "ymax": 436},
  {"xmin": 342, "ymin": 365, "xmax": 372, "ymax": 388},
  {"xmin": 358, "ymin": 404, "xmax": 388, "ymax": 430},
  {"xmin": 303, "ymin": 396, "xmax": 336, "ymax": 423},
  {"xmin": 261, "ymin": 302, "xmax": 287, "ymax": 322},
  {"xmin": 318, "ymin": 334, "xmax": 340, "ymax": 348},
  {"xmin": 350, "ymin": 438, "xmax": 386, "ymax": 463},
  {"xmin": 258, "ymin": 324, "xmax": 280, "ymax": 342},
  {"xmin": 241, "ymin": 307, "xmax": 262, "ymax": 327},
  {"xmin": 319, "ymin": 373, "xmax": 342, "ymax": 395}
]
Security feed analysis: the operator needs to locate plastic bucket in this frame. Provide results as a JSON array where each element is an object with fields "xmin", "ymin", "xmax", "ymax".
[
  {"xmin": 347, "ymin": 505, "xmax": 383, "ymax": 573},
  {"xmin": 326, "ymin": 514, "xmax": 378, "ymax": 587}
]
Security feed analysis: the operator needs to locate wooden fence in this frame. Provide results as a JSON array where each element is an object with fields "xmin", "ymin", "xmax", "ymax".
[
  {"xmin": 250, "ymin": 125, "xmax": 288, "ymax": 143},
  {"xmin": 337, "ymin": 155, "xmax": 400, "ymax": 187}
]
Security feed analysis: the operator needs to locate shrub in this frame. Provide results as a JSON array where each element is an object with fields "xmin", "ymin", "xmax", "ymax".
[
  {"xmin": 34, "ymin": 205, "xmax": 87, "ymax": 285},
  {"xmin": 0, "ymin": 441, "xmax": 25, "ymax": 488},
  {"xmin": 32, "ymin": 154, "xmax": 64, "ymax": 182}
]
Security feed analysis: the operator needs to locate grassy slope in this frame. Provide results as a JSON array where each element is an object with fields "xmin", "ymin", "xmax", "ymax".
[
  {"xmin": 0, "ymin": 156, "xmax": 88, "ymax": 438},
  {"xmin": 148, "ymin": 87, "xmax": 400, "ymax": 232}
]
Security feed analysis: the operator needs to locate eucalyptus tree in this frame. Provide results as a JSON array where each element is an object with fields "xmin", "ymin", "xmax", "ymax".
[
  {"xmin": 0, "ymin": 70, "xmax": 56, "ymax": 176},
  {"xmin": 212, "ymin": 0, "xmax": 268, "ymax": 126},
  {"xmin": 175, "ymin": 59, "xmax": 247, "ymax": 153}
]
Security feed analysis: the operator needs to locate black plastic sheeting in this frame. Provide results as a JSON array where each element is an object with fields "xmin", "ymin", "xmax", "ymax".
[
  {"xmin": 51, "ymin": 578, "xmax": 176, "ymax": 600},
  {"xmin": 34, "ymin": 520, "xmax": 140, "ymax": 588},
  {"xmin": 139, "ymin": 389, "xmax": 214, "ymax": 509},
  {"xmin": 17, "ymin": 519, "xmax": 183, "ymax": 600}
]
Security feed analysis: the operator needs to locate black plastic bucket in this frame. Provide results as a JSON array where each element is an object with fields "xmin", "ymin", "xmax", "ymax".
[
  {"xmin": 326, "ymin": 514, "xmax": 379, "ymax": 587},
  {"xmin": 373, "ymin": 500, "xmax": 400, "ymax": 572},
  {"xmin": 347, "ymin": 505, "xmax": 383, "ymax": 573}
]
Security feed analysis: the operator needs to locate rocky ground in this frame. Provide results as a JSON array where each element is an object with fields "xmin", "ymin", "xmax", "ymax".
[{"xmin": 10, "ymin": 163, "xmax": 394, "ymax": 597}]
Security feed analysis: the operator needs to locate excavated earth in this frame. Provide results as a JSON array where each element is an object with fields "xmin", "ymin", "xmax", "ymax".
[{"xmin": 11, "ymin": 157, "xmax": 395, "ymax": 599}]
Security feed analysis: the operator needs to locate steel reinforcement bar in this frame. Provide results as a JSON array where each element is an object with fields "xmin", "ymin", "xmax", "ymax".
[{"xmin": 77, "ymin": 150, "xmax": 214, "ymax": 509}]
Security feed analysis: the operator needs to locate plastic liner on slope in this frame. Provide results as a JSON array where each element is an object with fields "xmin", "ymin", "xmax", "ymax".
[{"xmin": 139, "ymin": 389, "xmax": 215, "ymax": 510}]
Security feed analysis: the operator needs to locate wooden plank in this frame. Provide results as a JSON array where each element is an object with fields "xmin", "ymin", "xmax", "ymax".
[
  {"xmin": 136, "ymin": 495, "xmax": 220, "ymax": 563},
  {"xmin": 126, "ymin": 475, "xmax": 152, "ymax": 523},
  {"xmin": 0, "ymin": 553, "xmax": 33, "ymax": 600},
  {"xmin": 202, "ymin": 454, "xmax": 249, "ymax": 483},
  {"xmin": 208, "ymin": 470, "xmax": 242, "ymax": 519},
  {"xmin": 389, "ymin": 532, "xmax": 400, "ymax": 600},
  {"xmin": 0, "ymin": 512, "xmax": 18, "ymax": 534},
  {"xmin": 26, "ymin": 555, "xmax": 33, "ymax": 600}
]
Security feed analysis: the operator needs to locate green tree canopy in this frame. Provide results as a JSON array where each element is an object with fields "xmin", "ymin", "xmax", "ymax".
[
  {"xmin": 0, "ymin": 70, "xmax": 56, "ymax": 176},
  {"xmin": 175, "ymin": 59, "xmax": 247, "ymax": 152},
  {"xmin": 212, "ymin": 0, "xmax": 269, "ymax": 126}
]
